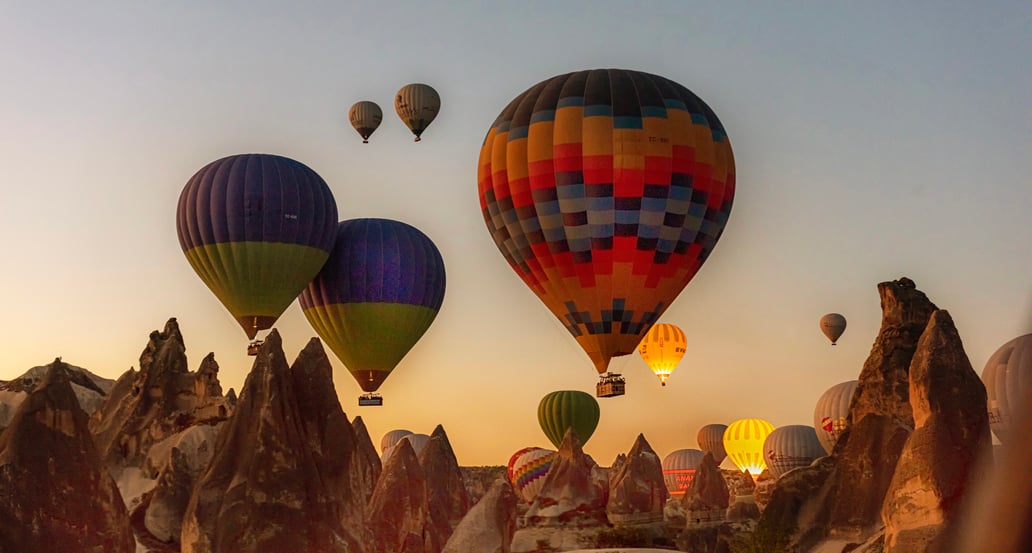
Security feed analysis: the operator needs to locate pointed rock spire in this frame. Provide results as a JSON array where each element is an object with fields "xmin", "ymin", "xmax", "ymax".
[
  {"xmin": 607, "ymin": 433, "xmax": 667, "ymax": 525},
  {"xmin": 367, "ymin": 439, "xmax": 428, "ymax": 553},
  {"xmin": 420, "ymin": 425, "xmax": 472, "ymax": 553}
]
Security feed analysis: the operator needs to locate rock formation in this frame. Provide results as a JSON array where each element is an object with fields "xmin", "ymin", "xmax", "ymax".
[
  {"xmin": 441, "ymin": 478, "xmax": 518, "ymax": 553},
  {"xmin": 351, "ymin": 415, "xmax": 383, "ymax": 506},
  {"xmin": 882, "ymin": 310, "xmax": 991, "ymax": 552},
  {"xmin": 0, "ymin": 360, "xmax": 134, "ymax": 552},
  {"xmin": 143, "ymin": 423, "xmax": 220, "ymax": 543},
  {"xmin": 722, "ymin": 469, "xmax": 755, "ymax": 504},
  {"xmin": 367, "ymin": 439, "xmax": 427, "ymax": 553},
  {"xmin": 420, "ymin": 425, "xmax": 472, "ymax": 553},
  {"xmin": 180, "ymin": 333, "xmax": 363, "ymax": 553},
  {"xmin": 683, "ymin": 452, "xmax": 729, "ymax": 527},
  {"xmin": 753, "ymin": 469, "xmax": 776, "ymax": 510},
  {"xmin": 607, "ymin": 434, "xmax": 667, "ymax": 525},
  {"xmin": 461, "ymin": 465, "xmax": 508, "ymax": 506}
]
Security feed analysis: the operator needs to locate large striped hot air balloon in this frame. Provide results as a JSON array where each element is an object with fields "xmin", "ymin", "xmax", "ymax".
[
  {"xmin": 299, "ymin": 218, "xmax": 446, "ymax": 405},
  {"xmin": 637, "ymin": 323, "xmax": 687, "ymax": 386},
  {"xmin": 176, "ymin": 153, "xmax": 338, "ymax": 353},
  {"xmin": 395, "ymin": 83, "xmax": 440, "ymax": 141},
  {"xmin": 982, "ymin": 334, "xmax": 1032, "ymax": 443},
  {"xmin": 509, "ymin": 447, "xmax": 557, "ymax": 503},
  {"xmin": 813, "ymin": 380, "xmax": 858, "ymax": 454},
  {"xmin": 478, "ymin": 69, "xmax": 735, "ymax": 397},
  {"xmin": 762, "ymin": 425, "xmax": 825, "ymax": 479},
  {"xmin": 661, "ymin": 449, "xmax": 706, "ymax": 496},
  {"xmin": 723, "ymin": 418, "xmax": 774, "ymax": 477},
  {"xmin": 697, "ymin": 423, "xmax": 728, "ymax": 464},
  {"xmin": 349, "ymin": 101, "xmax": 383, "ymax": 143},
  {"xmin": 537, "ymin": 390, "xmax": 600, "ymax": 448}
]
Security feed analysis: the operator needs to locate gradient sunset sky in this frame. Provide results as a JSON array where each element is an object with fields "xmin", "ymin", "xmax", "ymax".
[{"xmin": 2, "ymin": 2, "xmax": 1030, "ymax": 466}]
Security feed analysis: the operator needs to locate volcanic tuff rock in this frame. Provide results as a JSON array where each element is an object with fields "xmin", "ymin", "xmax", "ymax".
[
  {"xmin": 441, "ymin": 478, "xmax": 518, "ymax": 553},
  {"xmin": 0, "ymin": 361, "xmax": 134, "ymax": 553},
  {"xmin": 607, "ymin": 434, "xmax": 667, "ymax": 525},
  {"xmin": 523, "ymin": 427, "xmax": 608, "ymax": 528},
  {"xmin": 461, "ymin": 465, "xmax": 508, "ymax": 506},
  {"xmin": 722, "ymin": 469, "xmax": 755, "ymax": 505},
  {"xmin": 0, "ymin": 361, "xmax": 114, "ymax": 426},
  {"xmin": 143, "ymin": 423, "xmax": 221, "ymax": 544},
  {"xmin": 683, "ymin": 452, "xmax": 730, "ymax": 526},
  {"xmin": 351, "ymin": 415, "xmax": 384, "ymax": 507},
  {"xmin": 367, "ymin": 439, "xmax": 427, "ymax": 553},
  {"xmin": 420, "ymin": 425, "xmax": 472, "ymax": 553},
  {"xmin": 754, "ymin": 455, "xmax": 834, "ymax": 548},
  {"xmin": 882, "ymin": 310, "xmax": 991, "ymax": 553},
  {"xmin": 180, "ymin": 333, "xmax": 363, "ymax": 553}
]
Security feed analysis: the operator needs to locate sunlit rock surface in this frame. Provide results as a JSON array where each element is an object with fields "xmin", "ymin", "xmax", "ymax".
[{"xmin": 442, "ymin": 478, "xmax": 517, "ymax": 553}]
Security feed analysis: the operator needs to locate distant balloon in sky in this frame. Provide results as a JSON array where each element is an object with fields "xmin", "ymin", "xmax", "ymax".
[
  {"xmin": 982, "ymin": 333, "xmax": 1032, "ymax": 443},
  {"xmin": 509, "ymin": 447, "xmax": 556, "ymax": 503},
  {"xmin": 762, "ymin": 425, "xmax": 825, "ymax": 479},
  {"xmin": 813, "ymin": 380, "xmax": 858, "ymax": 454},
  {"xmin": 637, "ymin": 323, "xmax": 687, "ymax": 386},
  {"xmin": 380, "ymin": 429, "xmax": 414, "ymax": 454},
  {"xmin": 723, "ymin": 418, "xmax": 774, "ymax": 477},
  {"xmin": 662, "ymin": 448, "xmax": 706, "ymax": 496},
  {"xmin": 395, "ymin": 83, "xmax": 440, "ymax": 141},
  {"xmin": 299, "ymin": 218, "xmax": 446, "ymax": 405},
  {"xmin": 697, "ymin": 423, "xmax": 728, "ymax": 464},
  {"xmin": 537, "ymin": 390, "xmax": 600, "ymax": 448},
  {"xmin": 478, "ymin": 69, "xmax": 735, "ymax": 397},
  {"xmin": 348, "ymin": 101, "xmax": 383, "ymax": 143},
  {"xmin": 820, "ymin": 313, "xmax": 847, "ymax": 345},
  {"xmin": 176, "ymin": 153, "xmax": 338, "ymax": 354}
]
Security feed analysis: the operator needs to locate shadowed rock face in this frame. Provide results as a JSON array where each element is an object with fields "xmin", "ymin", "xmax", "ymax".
[
  {"xmin": 180, "ymin": 333, "xmax": 363, "ymax": 553},
  {"xmin": 367, "ymin": 439, "xmax": 427, "ymax": 553},
  {"xmin": 0, "ymin": 361, "xmax": 134, "ymax": 553},
  {"xmin": 442, "ymin": 478, "xmax": 518, "ymax": 553},
  {"xmin": 351, "ymin": 415, "xmax": 383, "ymax": 507},
  {"xmin": 607, "ymin": 434, "xmax": 667, "ymax": 525},
  {"xmin": 883, "ymin": 310, "xmax": 991, "ymax": 553},
  {"xmin": 420, "ymin": 425, "xmax": 472, "ymax": 553},
  {"xmin": 683, "ymin": 452, "xmax": 730, "ymax": 513}
]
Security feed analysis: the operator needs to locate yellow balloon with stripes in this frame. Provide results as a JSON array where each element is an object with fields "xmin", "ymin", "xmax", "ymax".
[
  {"xmin": 723, "ymin": 418, "xmax": 775, "ymax": 477},
  {"xmin": 637, "ymin": 323, "xmax": 687, "ymax": 386}
]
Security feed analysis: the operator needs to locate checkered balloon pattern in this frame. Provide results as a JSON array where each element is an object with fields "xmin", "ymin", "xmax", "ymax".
[{"xmin": 478, "ymin": 69, "xmax": 735, "ymax": 374}]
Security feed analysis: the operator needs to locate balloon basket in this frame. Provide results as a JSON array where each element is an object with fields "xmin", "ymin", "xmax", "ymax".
[
  {"xmin": 596, "ymin": 373, "xmax": 626, "ymax": 398},
  {"xmin": 246, "ymin": 340, "xmax": 263, "ymax": 356},
  {"xmin": 358, "ymin": 393, "xmax": 383, "ymax": 407}
]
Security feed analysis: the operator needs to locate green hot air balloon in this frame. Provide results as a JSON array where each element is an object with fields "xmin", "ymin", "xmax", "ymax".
[{"xmin": 537, "ymin": 390, "xmax": 600, "ymax": 448}]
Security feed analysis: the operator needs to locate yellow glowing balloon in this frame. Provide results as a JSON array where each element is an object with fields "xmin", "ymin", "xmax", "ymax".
[
  {"xmin": 636, "ymin": 323, "xmax": 687, "ymax": 386},
  {"xmin": 723, "ymin": 418, "xmax": 775, "ymax": 477}
]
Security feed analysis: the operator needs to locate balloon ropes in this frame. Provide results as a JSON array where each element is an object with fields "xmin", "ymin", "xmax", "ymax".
[
  {"xmin": 176, "ymin": 153, "xmax": 338, "ymax": 355},
  {"xmin": 299, "ymin": 218, "xmax": 446, "ymax": 406},
  {"xmin": 477, "ymin": 69, "xmax": 735, "ymax": 397}
]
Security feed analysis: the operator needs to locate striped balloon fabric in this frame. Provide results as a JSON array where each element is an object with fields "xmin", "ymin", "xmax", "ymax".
[
  {"xmin": 723, "ymin": 418, "xmax": 774, "ymax": 476},
  {"xmin": 395, "ymin": 83, "xmax": 441, "ymax": 141},
  {"xmin": 537, "ymin": 390, "xmax": 600, "ymax": 448},
  {"xmin": 813, "ymin": 380, "xmax": 858, "ymax": 454},
  {"xmin": 696, "ymin": 423, "xmax": 728, "ymax": 464},
  {"xmin": 176, "ymin": 153, "xmax": 338, "ymax": 339},
  {"xmin": 982, "ymin": 333, "xmax": 1032, "ymax": 443},
  {"xmin": 348, "ymin": 100, "xmax": 383, "ymax": 143},
  {"xmin": 661, "ymin": 448, "xmax": 706, "ymax": 496},
  {"xmin": 510, "ymin": 447, "xmax": 557, "ymax": 503},
  {"xmin": 478, "ymin": 68, "xmax": 735, "ymax": 377},
  {"xmin": 762, "ymin": 425, "xmax": 825, "ymax": 478},
  {"xmin": 637, "ymin": 323, "xmax": 687, "ymax": 385}
]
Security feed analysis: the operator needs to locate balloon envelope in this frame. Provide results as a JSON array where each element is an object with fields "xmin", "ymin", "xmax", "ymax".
[
  {"xmin": 349, "ymin": 101, "xmax": 383, "ymax": 143},
  {"xmin": 820, "ymin": 313, "xmax": 847, "ymax": 345},
  {"xmin": 383, "ymin": 433, "xmax": 430, "ymax": 462},
  {"xmin": 537, "ymin": 390, "xmax": 600, "ymax": 448},
  {"xmin": 813, "ymin": 380, "xmax": 858, "ymax": 454},
  {"xmin": 380, "ymin": 429, "xmax": 414, "ymax": 454},
  {"xmin": 763, "ymin": 425, "xmax": 825, "ymax": 478},
  {"xmin": 510, "ymin": 447, "xmax": 556, "ymax": 503},
  {"xmin": 637, "ymin": 323, "xmax": 687, "ymax": 385},
  {"xmin": 982, "ymin": 333, "xmax": 1032, "ymax": 442},
  {"xmin": 697, "ymin": 423, "xmax": 728, "ymax": 464},
  {"xmin": 176, "ymin": 153, "xmax": 338, "ymax": 339},
  {"xmin": 478, "ymin": 69, "xmax": 735, "ymax": 377},
  {"xmin": 299, "ymin": 218, "xmax": 446, "ymax": 393},
  {"xmin": 723, "ymin": 418, "xmax": 774, "ymax": 476},
  {"xmin": 395, "ymin": 83, "xmax": 440, "ymax": 141},
  {"xmin": 662, "ymin": 448, "xmax": 706, "ymax": 496}
]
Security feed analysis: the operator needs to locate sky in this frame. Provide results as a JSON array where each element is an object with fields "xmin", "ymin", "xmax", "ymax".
[{"xmin": 1, "ymin": 2, "xmax": 1030, "ymax": 467}]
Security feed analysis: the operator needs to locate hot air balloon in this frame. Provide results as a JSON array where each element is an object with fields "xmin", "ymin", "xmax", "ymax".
[
  {"xmin": 538, "ymin": 390, "xmax": 600, "ymax": 448},
  {"xmin": 813, "ymin": 380, "xmax": 858, "ymax": 454},
  {"xmin": 349, "ymin": 101, "xmax": 383, "ymax": 143},
  {"xmin": 662, "ymin": 449, "xmax": 706, "ymax": 496},
  {"xmin": 762, "ymin": 425, "xmax": 825, "ymax": 479},
  {"xmin": 723, "ymin": 418, "xmax": 774, "ymax": 477},
  {"xmin": 982, "ymin": 333, "xmax": 1032, "ymax": 443},
  {"xmin": 299, "ymin": 218, "xmax": 446, "ymax": 406},
  {"xmin": 380, "ymin": 429, "xmax": 414, "ymax": 454},
  {"xmin": 507, "ymin": 446, "xmax": 541, "ymax": 482},
  {"xmin": 395, "ymin": 83, "xmax": 440, "ymax": 141},
  {"xmin": 637, "ymin": 323, "xmax": 687, "ymax": 386},
  {"xmin": 820, "ymin": 313, "xmax": 847, "ymax": 345},
  {"xmin": 509, "ymin": 447, "xmax": 557, "ymax": 503},
  {"xmin": 697, "ymin": 423, "xmax": 728, "ymax": 464},
  {"xmin": 478, "ymin": 69, "xmax": 735, "ymax": 397},
  {"xmin": 176, "ymin": 153, "xmax": 338, "ymax": 355},
  {"xmin": 383, "ymin": 432, "xmax": 431, "ymax": 463}
]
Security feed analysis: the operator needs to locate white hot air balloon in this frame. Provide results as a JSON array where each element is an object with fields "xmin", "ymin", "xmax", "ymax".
[
  {"xmin": 348, "ymin": 100, "xmax": 383, "ymax": 143},
  {"xmin": 982, "ymin": 333, "xmax": 1032, "ymax": 443},
  {"xmin": 394, "ymin": 83, "xmax": 441, "ymax": 141},
  {"xmin": 763, "ymin": 425, "xmax": 826, "ymax": 478},
  {"xmin": 380, "ymin": 429, "xmax": 413, "ymax": 454},
  {"xmin": 382, "ymin": 432, "xmax": 430, "ymax": 462},
  {"xmin": 696, "ymin": 424, "xmax": 728, "ymax": 464},
  {"xmin": 820, "ymin": 313, "xmax": 847, "ymax": 345},
  {"xmin": 662, "ymin": 449, "xmax": 707, "ymax": 496},
  {"xmin": 510, "ymin": 448, "xmax": 557, "ymax": 503},
  {"xmin": 813, "ymin": 380, "xmax": 858, "ymax": 454}
]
